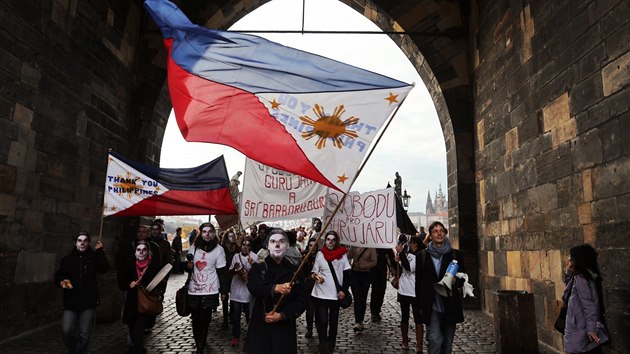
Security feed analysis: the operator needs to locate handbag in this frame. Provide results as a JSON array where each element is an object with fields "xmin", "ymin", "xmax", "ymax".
[
  {"xmin": 554, "ymin": 302, "xmax": 567, "ymax": 334},
  {"xmin": 327, "ymin": 260, "xmax": 352, "ymax": 309},
  {"xmin": 175, "ymin": 275, "xmax": 192, "ymax": 316},
  {"xmin": 176, "ymin": 248, "xmax": 197, "ymax": 316},
  {"xmin": 137, "ymin": 284, "xmax": 163, "ymax": 316}
]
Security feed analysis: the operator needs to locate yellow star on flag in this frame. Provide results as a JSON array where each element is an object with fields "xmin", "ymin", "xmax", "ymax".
[
  {"xmin": 385, "ymin": 92, "xmax": 399, "ymax": 105},
  {"xmin": 337, "ymin": 174, "xmax": 349, "ymax": 183},
  {"xmin": 270, "ymin": 99, "xmax": 281, "ymax": 109}
]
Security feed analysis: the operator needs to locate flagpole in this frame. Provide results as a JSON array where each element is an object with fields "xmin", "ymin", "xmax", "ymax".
[
  {"xmin": 99, "ymin": 148, "xmax": 112, "ymax": 242},
  {"xmin": 271, "ymin": 87, "xmax": 413, "ymax": 312},
  {"xmin": 271, "ymin": 190, "xmax": 349, "ymax": 312}
]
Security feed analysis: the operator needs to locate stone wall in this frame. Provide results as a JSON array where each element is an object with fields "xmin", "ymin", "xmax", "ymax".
[
  {"xmin": 0, "ymin": 0, "xmax": 166, "ymax": 339},
  {"xmin": 474, "ymin": 0, "xmax": 630, "ymax": 351}
]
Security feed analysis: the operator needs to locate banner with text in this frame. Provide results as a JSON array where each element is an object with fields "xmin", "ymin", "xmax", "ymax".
[
  {"xmin": 323, "ymin": 188, "xmax": 397, "ymax": 249},
  {"xmin": 240, "ymin": 158, "xmax": 328, "ymax": 222}
]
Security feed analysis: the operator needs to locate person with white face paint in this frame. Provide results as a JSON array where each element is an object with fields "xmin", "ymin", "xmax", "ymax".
[
  {"xmin": 245, "ymin": 228, "xmax": 308, "ymax": 354},
  {"xmin": 310, "ymin": 231, "xmax": 351, "ymax": 354},
  {"xmin": 228, "ymin": 237, "xmax": 258, "ymax": 346},
  {"xmin": 186, "ymin": 222, "xmax": 229, "ymax": 354},
  {"xmin": 55, "ymin": 231, "xmax": 109, "ymax": 354},
  {"xmin": 119, "ymin": 239, "xmax": 161, "ymax": 354}
]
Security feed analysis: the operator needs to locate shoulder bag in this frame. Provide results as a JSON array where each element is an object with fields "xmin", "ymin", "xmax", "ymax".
[
  {"xmin": 176, "ymin": 249, "xmax": 196, "ymax": 316},
  {"xmin": 136, "ymin": 268, "xmax": 164, "ymax": 316},
  {"xmin": 327, "ymin": 260, "xmax": 352, "ymax": 309}
]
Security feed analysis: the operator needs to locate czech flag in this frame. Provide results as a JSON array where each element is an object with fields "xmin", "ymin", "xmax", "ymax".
[
  {"xmin": 144, "ymin": 0, "xmax": 413, "ymax": 193},
  {"xmin": 103, "ymin": 151, "xmax": 236, "ymax": 217}
]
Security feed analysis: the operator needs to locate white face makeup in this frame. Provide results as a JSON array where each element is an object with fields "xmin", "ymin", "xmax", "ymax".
[
  {"xmin": 201, "ymin": 226, "xmax": 216, "ymax": 242},
  {"xmin": 135, "ymin": 244, "xmax": 149, "ymax": 261},
  {"xmin": 76, "ymin": 236, "xmax": 89, "ymax": 252},
  {"xmin": 325, "ymin": 235, "xmax": 337, "ymax": 250},
  {"xmin": 268, "ymin": 233, "xmax": 288, "ymax": 261},
  {"xmin": 227, "ymin": 233, "xmax": 236, "ymax": 243}
]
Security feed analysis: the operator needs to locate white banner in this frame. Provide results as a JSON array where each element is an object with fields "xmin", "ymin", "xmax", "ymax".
[
  {"xmin": 323, "ymin": 188, "xmax": 397, "ymax": 249},
  {"xmin": 240, "ymin": 158, "xmax": 328, "ymax": 222}
]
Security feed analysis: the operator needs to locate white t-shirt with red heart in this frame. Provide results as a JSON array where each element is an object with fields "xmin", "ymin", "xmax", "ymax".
[{"xmin": 187, "ymin": 244, "xmax": 226, "ymax": 296}]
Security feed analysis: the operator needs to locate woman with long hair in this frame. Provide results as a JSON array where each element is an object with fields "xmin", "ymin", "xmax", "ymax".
[
  {"xmin": 186, "ymin": 222, "xmax": 229, "ymax": 354},
  {"xmin": 563, "ymin": 244, "xmax": 609, "ymax": 354},
  {"xmin": 120, "ymin": 239, "xmax": 160, "ymax": 354},
  {"xmin": 310, "ymin": 230, "xmax": 351, "ymax": 354}
]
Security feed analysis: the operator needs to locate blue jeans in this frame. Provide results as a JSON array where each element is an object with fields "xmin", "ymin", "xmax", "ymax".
[
  {"xmin": 426, "ymin": 311, "xmax": 456, "ymax": 354},
  {"xmin": 61, "ymin": 309, "xmax": 95, "ymax": 354}
]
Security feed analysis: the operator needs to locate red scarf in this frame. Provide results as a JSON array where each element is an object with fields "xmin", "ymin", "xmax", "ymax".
[
  {"xmin": 321, "ymin": 246, "xmax": 347, "ymax": 262},
  {"xmin": 135, "ymin": 257, "xmax": 151, "ymax": 280}
]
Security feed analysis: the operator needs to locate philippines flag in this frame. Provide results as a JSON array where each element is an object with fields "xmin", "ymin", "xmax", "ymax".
[
  {"xmin": 103, "ymin": 151, "xmax": 236, "ymax": 217},
  {"xmin": 144, "ymin": 0, "xmax": 413, "ymax": 193}
]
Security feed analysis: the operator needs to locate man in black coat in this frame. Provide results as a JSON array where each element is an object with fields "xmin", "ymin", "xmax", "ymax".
[
  {"xmin": 54, "ymin": 231, "xmax": 109, "ymax": 354},
  {"xmin": 245, "ymin": 228, "xmax": 307, "ymax": 354},
  {"xmin": 415, "ymin": 222, "xmax": 465, "ymax": 354}
]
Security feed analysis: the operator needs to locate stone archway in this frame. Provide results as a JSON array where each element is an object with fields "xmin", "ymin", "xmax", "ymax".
[{"xmin": 147, "ymin": 1, "xmax": 479, "ymax": 301}]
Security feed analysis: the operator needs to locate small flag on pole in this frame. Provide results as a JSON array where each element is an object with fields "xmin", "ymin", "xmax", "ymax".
[{"xmin": 104, "ymin": 151, "xmax": 236, "ymax": 216}]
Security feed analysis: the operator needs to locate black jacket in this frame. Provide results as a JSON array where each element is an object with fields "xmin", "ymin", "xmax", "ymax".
[
  {"xmin": 415, "ymin": 248, "xmax": 465, "ymax": 325},
  {"xmin": 245, "ymin": 257, "xmax": 307, "ymax": 354},
  {"xmin": 54, "ymin": 247, "xmax": 109, "ymax": 311},
  {"xmin": 118, "ymin": 257, "xmax": 161, "ymax": 325}
]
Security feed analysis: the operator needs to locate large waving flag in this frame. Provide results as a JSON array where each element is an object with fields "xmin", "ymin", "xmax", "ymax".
[
  {"xmin": 144, "ymin": 0, "xmax": 413, "ymax": 192},
  {"xmin": 104, "ymin": 151, "xmax": 236, "ymax": 216}
]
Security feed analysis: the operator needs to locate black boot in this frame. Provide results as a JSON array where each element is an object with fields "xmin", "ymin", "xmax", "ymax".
[{"xmin": 318, "ymin": 341, "xmax": 331, "ymax": 354}]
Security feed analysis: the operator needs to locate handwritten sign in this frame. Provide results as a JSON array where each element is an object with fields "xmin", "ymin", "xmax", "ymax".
[
  {"xmin": 323, "ymin": 188, "xmax": 397, "ymax": 249},
  {"xmin": 240, "ymin": 158, "xmax": 328, "ymax": 222}
]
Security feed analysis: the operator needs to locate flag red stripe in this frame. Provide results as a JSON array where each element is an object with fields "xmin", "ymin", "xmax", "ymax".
[
  {"xmin": 111, "ymin": 189, "xmax": 236, "ymax": 216},
  {"xmin": 165, "ymin": 39, "xmax": 335, "ymax": 190}
]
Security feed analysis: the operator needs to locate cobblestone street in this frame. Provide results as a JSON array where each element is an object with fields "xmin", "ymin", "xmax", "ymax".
[{"xmin": 2, "ymin": 273, "xmax": 505, "ymax": 354}]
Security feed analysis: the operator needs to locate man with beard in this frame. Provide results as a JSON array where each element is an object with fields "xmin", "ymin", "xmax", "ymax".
[
  {"xmin": 252, "ymin": 223, "xmax": 268, "ymax": 255},
  {"xmin": 187, "ymin": 223, "xmax": 229, "ymax": 354},
  {"xmin": 55, "ymin": 231, "xmax": 109, "ymax": 354},
  {"xmin": 415, "ymin": 221, "xmax": 465, "ymax": 354},
  {"xmin": 245, "ymin": 228, "xmax": 308, "ymax": 354},
  {"xmin": 150, "ymin": 220, "xmax": 174, "ymax": 273}
]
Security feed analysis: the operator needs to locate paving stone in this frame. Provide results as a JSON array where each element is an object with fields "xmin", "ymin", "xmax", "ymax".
[{"xmin": 0, "ymin": 274, "xmax": 554, "ymax": 353}]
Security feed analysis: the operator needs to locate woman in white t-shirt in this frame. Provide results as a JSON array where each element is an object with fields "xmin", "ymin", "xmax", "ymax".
[
  {"xmin": 228, "ymin": 238, "xmax": 258, "ymax": 346},
  {"xmin": 310, "ymin": 231, "xmax": 351, "ymax": 354},
  {"xmin": 186, "ymin": 223, "xmax": 228, "ymax": 354},
  {"xmin": 395, "ymin": 237, "xmax": 423, "ymax": 353}
]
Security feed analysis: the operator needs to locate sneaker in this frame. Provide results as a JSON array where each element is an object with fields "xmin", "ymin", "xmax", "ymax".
[
  {"xmin": 230, "ymin": 338, "xmax": 239, "ymax": 346},
  {"xmin": 305, "ymin": 330, "xmax": 313, "ymax": 338},
  {"xmin": 353, "ymin": 322, "xmax": 364, "ymax": 332}
]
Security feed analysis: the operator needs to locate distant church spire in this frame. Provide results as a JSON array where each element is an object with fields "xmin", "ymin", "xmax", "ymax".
[{"xmin": 426, "ymin": 190, "xmax": 435, "ymax": 214}]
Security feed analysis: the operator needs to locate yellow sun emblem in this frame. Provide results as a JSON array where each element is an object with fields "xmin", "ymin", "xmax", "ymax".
[
  {"xmin": 300, "ymin": 104, "xmax": 359, "ymax": 149},
  {"xmin": 113, "ymin": 172, "xmax": 142, "ymax": 199}
]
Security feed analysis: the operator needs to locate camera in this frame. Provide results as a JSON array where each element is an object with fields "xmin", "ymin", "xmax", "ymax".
[{"xmin": 186, "ymin": 253, "xmax": 194, "ymax": 261}]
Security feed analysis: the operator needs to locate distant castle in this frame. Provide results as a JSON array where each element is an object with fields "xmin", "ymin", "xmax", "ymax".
[
  {"xmin": 407, "ymin": 184, "xmax": 448, "ymax": 231},
  {"xmin": 425, "ymin": 184, "xmax": 447, "ymax": 214}
]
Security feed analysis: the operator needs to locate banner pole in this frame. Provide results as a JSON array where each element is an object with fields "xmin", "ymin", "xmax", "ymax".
[
  {"xmin": 99, "ymin": 148, "xmax": 113, "ymax": 242},
  {"xmin": 271, "ymin": 190, "xmax": 348, "ymax": 313}
]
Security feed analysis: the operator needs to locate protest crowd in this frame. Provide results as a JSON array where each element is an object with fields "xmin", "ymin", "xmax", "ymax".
[{"xmin": 56, "ymin": 217, "xmax": 471, "ymax": 354}]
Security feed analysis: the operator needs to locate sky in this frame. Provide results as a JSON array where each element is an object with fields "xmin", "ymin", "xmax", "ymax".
[{"xmin": 160, "ymin": 0, "xmax": 447, "ymax": 213}]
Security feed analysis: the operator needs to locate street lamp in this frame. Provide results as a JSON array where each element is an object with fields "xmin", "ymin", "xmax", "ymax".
[{"xmin": 402, "ymin": 189, "xmax": 411, "ymax": 210}]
